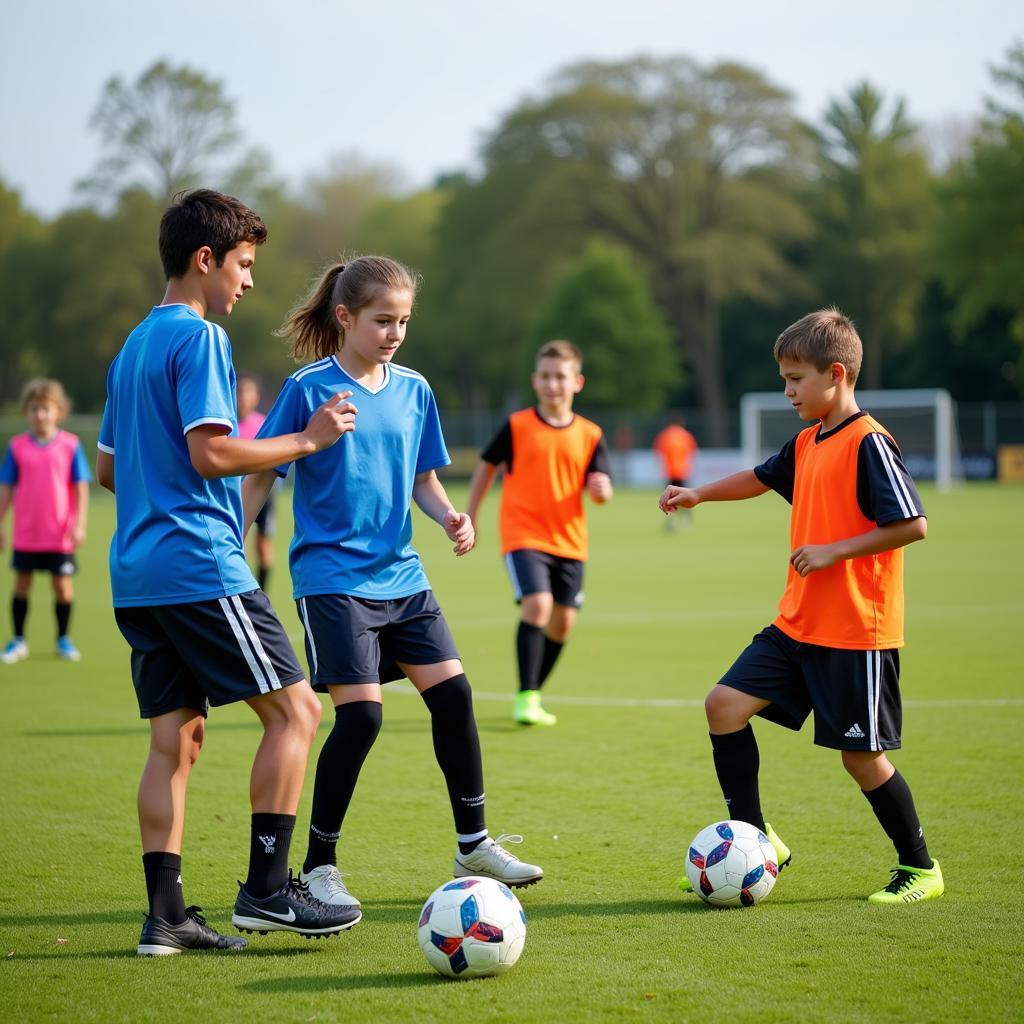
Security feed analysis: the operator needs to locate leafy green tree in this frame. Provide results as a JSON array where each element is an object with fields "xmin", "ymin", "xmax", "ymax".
[
  {"xmin": 810, "ymin": 82, "xmax": 937, "ymax": 389},
  {"xmin": 530, "ymin": 240, "xmax": 677, "ymax": 410},
  {"xmin": 934, "ymin": 41, "xmax": 1024, "ymax": 386},
  {"xmin": 80, "ymin": 60, "xmax": 260, "ymax": 201},
  {"xmin": 434, "ymin": 56, "xmax": 813, "ymax": 440}
]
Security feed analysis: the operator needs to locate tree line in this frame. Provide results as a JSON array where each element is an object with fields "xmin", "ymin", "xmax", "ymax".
[{"xmin": 1, "ymin": 47, "xmax": 1021, "ymax": 443}]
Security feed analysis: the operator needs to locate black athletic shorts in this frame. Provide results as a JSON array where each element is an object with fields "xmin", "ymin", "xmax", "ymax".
[
  {"xmin": 719, "ymin": 624, "xmax": 903, "ymax": 751},
  {"xmin": 296, "ymin": 590, "xmax": 460, "ymax": 688},
  {"xmin": 253, "ymin": 493, "xmax": 276, "ymax": 537},
  {"xmin": 114, "ymin": 590, "xmax": 305, "ymax": 719},
  {"xmin": 504, "ymin": 548, "xmax": 585, "ymax": 608},
  {"xmin": 12, "ymin": 550, "xmax": 77, "ymax": 575}
]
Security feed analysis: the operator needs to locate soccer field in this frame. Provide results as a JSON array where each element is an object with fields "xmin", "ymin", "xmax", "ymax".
[{"xmin": 2, "ymin": 484, "xmax": 1022, "ymax": 1022}]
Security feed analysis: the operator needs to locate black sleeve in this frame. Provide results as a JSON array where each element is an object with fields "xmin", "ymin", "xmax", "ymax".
[
  {"xmin": 753, "ymin": 434, "xmax": 798, "ymax": 504},
  {"xmin": 856, "ymin": 433, "xmax": 926, "ymax": 525},
  {"xmin": 481, "ymin": 419, "xmax": 513, "ymax": 468},
  {"xmin": 586, "ymin": 435, "xmax": 613, "ymax": 479}
]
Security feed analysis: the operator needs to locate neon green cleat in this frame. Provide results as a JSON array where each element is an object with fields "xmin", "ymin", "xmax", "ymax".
[
  {"xmin": 677, "ymin": 821, "xmax": 790, "ymax": 894},
  {"xmin": 868, "ymin": 860, "xmax": 944, "ymax": 905},
  {"xmin": 514, "ymin": 690, "xmax": 557, "ymax": 726}
]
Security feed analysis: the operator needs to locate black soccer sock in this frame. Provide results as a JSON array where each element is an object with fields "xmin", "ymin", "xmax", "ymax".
[
  {"xmin": 142, "ymin": 851, "xmax": 187, "ymax": 925},
  {"xmin": 421, "ymin": 674, "xmax": 486, "ymax": 840},
  {"xmin": 862, "ymin": 770, "xmax": 932, "ymax": 869},
  {"xmin": 245, "ymin": 813, "xmax": 295, "ymax": 898},
  {"xmin": 55, "ymin": 601, "xmax": 72, "ymax": 638},
  {"xmin": 536, "ymin": 636, "xmax": 565, "ymax": 689},
  {"xmin": 710, "ymin": 725, "xmax": 765, "ymax": 832},
  {"xmin": 516, "ymin": 621, "xmax": 546, "ymax": 692},
  {"xmin": 12, "ymin": 596, "xmax": 28, "ymax": 637},
  {"xmin": 257, "ymin": 567, "xmax": 269, "ymax": 591},
  {"xmin": 302, "ymin": 701, "xmax": 382, "ymax": 874}
]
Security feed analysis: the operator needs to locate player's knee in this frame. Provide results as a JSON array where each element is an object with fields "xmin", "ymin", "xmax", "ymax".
[
  {"xmin": 704, "ymin": 686, "xmax": 744, "ymax": 730},
  {"xmin": 421, "ymin": 673, "xmax": 473, "ymax": 718},
  {"xmin": 335, "ymin": 700, "xmax": 383, "ymax": 745}
]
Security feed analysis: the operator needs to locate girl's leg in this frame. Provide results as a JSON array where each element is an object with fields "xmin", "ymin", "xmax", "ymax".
[
  {"xmin": 302, "ymin": 682, "xmax": 383, "ymax": 875},
  {"xmin": 408, "ymin": 660, "xmax": 543, "ymax": 886}
]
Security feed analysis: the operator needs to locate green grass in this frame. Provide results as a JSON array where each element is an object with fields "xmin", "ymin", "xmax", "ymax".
[{"xmin": 2, "ymin": 483, "xmax": 1023, "ymax": 1022}]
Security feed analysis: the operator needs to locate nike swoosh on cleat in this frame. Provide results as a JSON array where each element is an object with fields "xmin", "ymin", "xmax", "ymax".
[{"xmin": 256, "ymin": 908, "xmax": 296, "ymax": 922}]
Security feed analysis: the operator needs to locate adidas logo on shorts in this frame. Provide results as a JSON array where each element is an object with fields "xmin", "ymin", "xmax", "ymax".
[{"xmin": 844, "ymin": 722, "xmax": 866, "ymax": 738}]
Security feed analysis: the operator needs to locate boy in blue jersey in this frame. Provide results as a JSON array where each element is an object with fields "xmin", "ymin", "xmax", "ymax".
[
  {"xmin": 97, "ymin": 190, "xmax": 362, "ymax": 955},
  {"xmin": 242, "ymin": 256, "xmax": 544, "ymax": 911}
]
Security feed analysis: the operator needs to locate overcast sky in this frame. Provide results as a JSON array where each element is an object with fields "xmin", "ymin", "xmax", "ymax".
[{"xmin": 3, "ymin": 1, "xmax": 1021, "ymax": 217}]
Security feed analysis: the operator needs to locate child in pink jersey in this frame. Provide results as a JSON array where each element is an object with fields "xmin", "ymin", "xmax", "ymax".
[
  {"xmin": 0, "ymin": 379, "xmax": 91, "ymax": 663},
  {"xmin": 236, "ymin": 372, "xmax": 275, "ymax": 591}
]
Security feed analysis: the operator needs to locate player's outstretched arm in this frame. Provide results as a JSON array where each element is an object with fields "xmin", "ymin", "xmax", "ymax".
[
  {"xmin": 790, "ymin": 517, "xmax": 927, "ymax": 577},
  {"xmin": 242, "ymin": 470, "xmax": 277, "ymax": 539},
  {"xmin": 187, "ymin": 392, "xmax": 357, "ymax": 479},
  {"xmin": 466, "ymin": 461, "xmax": 498, "ymax": 529},
  {"xmin": 586, "ymin": 471, "xmax": 613, "ymax": 504},
  {"xmin": 659, "ymin": 470, "xmax": 767, "ymax": 515},
  {"xmin": 413, "ymin": 470, "xmax": 476, "ymax": 556}
]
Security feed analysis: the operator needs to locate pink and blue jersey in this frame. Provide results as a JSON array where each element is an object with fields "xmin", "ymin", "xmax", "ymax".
[
  {"xmin": 0, "ymin": 430, "xmax": 91, "ymax": 552},
  {"xmin": 237, "ymin": 411, "xmax": 266, "ymax": 441}
]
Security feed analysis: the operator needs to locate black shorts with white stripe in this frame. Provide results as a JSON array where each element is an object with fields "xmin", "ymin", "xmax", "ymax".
[
  {"xmin": 719, "ymin": 624, "xmax": 903, "ymax": 751},
  {"xmin": 115, "ymin": 590, "xmax": 305, "ymax": 718}
]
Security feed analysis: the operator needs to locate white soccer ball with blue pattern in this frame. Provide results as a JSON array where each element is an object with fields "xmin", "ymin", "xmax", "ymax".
[
  {"xmin": 685, "ymin": 820, "xmax": 778, "ymax": 907},
  {"xmin": 417, "ymin": 876, "xmax": 527, "ymax": 978}
]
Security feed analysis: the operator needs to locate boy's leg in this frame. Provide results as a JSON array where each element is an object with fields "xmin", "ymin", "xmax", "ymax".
[
  {"xmin": 2, "ymin": 570, "xmax": 32, "ymax": 662},
  {"xmin": 706, "ymin": 685, "xmax": 771, "ymax": 831},
  {"xmin": 408, "ymin": 660, "xmax": 543, "ymax": 887},
  {"xmin": 517, "ymin": 592, "xmax": 552, "ymax": 691},
  {"xmin": 537, "ymin": 602, "xmax": 576, "ymax": 688}
]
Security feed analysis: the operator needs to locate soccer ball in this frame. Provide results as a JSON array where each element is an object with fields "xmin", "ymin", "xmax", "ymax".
[
  {"xmin": 417, "ymin": 876, "xmax": 527, "ymax": 978},
  {"xmin": 685, "ymin": 820, "xmax": 778, "ymax": 907}
]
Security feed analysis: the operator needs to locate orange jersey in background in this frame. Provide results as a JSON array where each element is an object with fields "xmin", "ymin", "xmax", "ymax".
[
  {"xmin": 498, "ymin": 409, "xmax": 605, "ymax": 561},
  {"xmin": 653, "ymin": 424, "xmax": 697, "ymax": 480}
]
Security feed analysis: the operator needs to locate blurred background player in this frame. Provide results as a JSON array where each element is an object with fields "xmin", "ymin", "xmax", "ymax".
[
  {"xmin": 0, "ymin": 378, "xmax": 90, "ymax": 663},
  {"xmin": 467, "ymin": 340, "xmax": 613, "ymax": 727},
  {"xmin": 236, "ymin": 372, "xmax": 275, "ymax": 590},
  {"xmin": 661, "ymin": 308, "xmax": 943, "ymax": 905},
  {"xmin": 243, "ymin": 255, "xmax": 543, "ymax": 911},
  {"xmin": 652, "ymin": 414, "xmax": 698, "ymax": 530}
]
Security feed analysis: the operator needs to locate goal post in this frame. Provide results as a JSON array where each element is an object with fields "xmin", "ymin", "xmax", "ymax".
[{"xmin": 740, "ymin": 389, "xmax": 964, "ymax": 491}]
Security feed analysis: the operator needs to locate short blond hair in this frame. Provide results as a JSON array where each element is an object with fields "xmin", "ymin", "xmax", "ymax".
[
  {"xmin": 536, "ymin": 339, "xmax": 583, "ymax": 372},
  {"xmin": 773, "ymin": 308, "xmax": 863, "ymax": 386},
  {"xmin": 20, "ymin": 378, "xmax": 71, "ymax": 417}
]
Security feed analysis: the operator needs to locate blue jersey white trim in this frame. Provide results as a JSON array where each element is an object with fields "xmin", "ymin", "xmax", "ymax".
[
  {"xmin": 98, "ymin": 304, "xmax": 256, "ymax": 607},
  {"xmin": 259, "ymin": 357, "xmax": 451, "ymax": 600}
]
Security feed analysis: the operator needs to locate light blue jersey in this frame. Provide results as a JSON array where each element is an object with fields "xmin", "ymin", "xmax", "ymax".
[
  {"xmin": 259, "ymin": 356, "xmax": 450, "ymax": 600},
  {"xmin": 98, "ymin": 304, "xmax": 257, "ymax": 607}
]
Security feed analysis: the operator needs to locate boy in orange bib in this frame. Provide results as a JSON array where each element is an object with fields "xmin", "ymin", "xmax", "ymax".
[{"xmin": 661, "ymin": 309, "xmax": 943, "ymax": 904}]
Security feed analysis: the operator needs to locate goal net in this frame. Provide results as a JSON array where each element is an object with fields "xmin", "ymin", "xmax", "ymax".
[{"xmin": 740, "ymin": 389, "xmax": 964, "ymax": 490}]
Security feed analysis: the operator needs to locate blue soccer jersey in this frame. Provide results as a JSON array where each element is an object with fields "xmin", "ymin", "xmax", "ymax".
[
  {"xmin": 98, "ymin": 304, "xmax": 257, "ymax": 607},
  {"xmin": 259, "ymin": 356, "xmax": 450, "ymax": 600}
]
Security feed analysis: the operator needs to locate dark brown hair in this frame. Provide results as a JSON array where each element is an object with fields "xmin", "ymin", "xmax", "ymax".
[
  {"xmin": 275, "ymin": 256, "xmax": 420, "ymax": 363},
  {"xmin": 159, "ymin": 189, "xmax": 268, "ymax": 280},
  {"xmin": 773, "ymin": 308, "xmax": 863, "ymax": 385}
]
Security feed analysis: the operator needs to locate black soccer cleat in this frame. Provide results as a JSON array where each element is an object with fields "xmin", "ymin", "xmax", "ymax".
[
  {"xmin": 137, "ymin": 905, "xmax": 248, "ymax": 956},
  {"xmin": 232, "ymin": 872, "xmax": 362, "ymax": 937}
]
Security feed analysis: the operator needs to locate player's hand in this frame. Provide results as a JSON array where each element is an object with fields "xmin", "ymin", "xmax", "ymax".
[
  {"xmin": 443, "ymin": 509, "xmax": 475, "ymax": 556},
  {"xmin": 72, "ymin": 524, "xmax": 86, "ymax": 547},
  {"xmin": 790, "ymin": 543, "xmax": 839, "ymax": 577},
  {"xmin": 586, "ymin": 472, "xmax": 613, "ymax": 504},
  {"xmin": 659, "ymin": 485, "xmax": 699, "ymax": 514},
  {"xmin": 303, "ymin": 391, "xmax": 357, "ymax": 450}
]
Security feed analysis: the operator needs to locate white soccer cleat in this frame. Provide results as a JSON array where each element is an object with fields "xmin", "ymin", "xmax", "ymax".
[
  {"xmin": 298, "ymin": 864, "xmax": 361, "ymax": 908},
  {"xmin": 453, "ymin": 834, "xmax": 544, "ymax": 888},
  {"xmin": 1, "ymin": 638, "xmax": 28, "ymax": 664}
]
